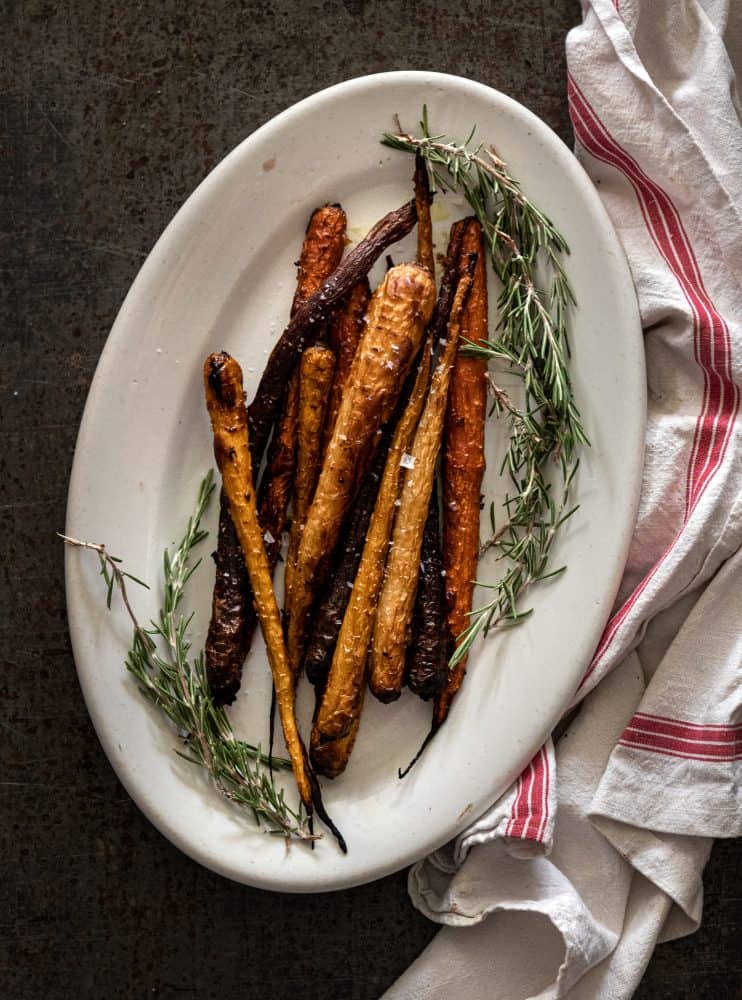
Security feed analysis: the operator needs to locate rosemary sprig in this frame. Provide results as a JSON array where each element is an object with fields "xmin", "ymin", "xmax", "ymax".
[
  {"xmin": 61, "ymin": 470, "xmax": 315, "ymax": 843},
  {"xmin": 382, "ymin": 110, "xmax": 588, "ymax": 666}
]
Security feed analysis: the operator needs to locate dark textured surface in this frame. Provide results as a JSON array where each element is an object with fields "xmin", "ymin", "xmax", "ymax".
[{"xmin": 1, "ymin": 1, "xmax": 739, "ymax": 998}]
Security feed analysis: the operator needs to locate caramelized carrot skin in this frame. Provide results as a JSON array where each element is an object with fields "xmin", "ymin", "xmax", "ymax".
[
  {"xmin": 435, "ymin": 218, "xmax": 488, "ymax": 727},
  {"xmin": 258, "ymin": 375, "xmax": 300, "ymax": 568},
  {"xmin": 205, "ymin": 489, "xmax": 251, "ymax": 705},
  {"xmin": 205, "ymin": 206, "xmax": 345, "ymax": 705},
  {"xmin": 311, "ymin": 690, "xmax": 364, "ymax": 778}
]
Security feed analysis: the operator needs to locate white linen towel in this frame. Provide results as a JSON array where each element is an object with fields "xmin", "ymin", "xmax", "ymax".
[{"xmin": 385, "ymin": 1, "xmax": 742, "ymax": 996}]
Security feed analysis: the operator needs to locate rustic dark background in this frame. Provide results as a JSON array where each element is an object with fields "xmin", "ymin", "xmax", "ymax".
[{"xmin": 2, "ymin": 1, "xmax": 739, "ymax": 997}]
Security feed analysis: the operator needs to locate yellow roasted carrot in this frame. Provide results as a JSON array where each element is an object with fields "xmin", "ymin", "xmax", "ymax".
[
  {"xmin": 322, "ymin": 279, "xmax": 371, "ymax": 453},
  {"xmin": 206, "ymin": 206, "xmax": 345, "ymax": 705}
]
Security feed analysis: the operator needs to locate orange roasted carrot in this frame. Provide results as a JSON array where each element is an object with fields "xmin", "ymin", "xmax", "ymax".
[
  {"xmin": 292, "ymin": 204, "xmax": 348, "ymax": 311},
  {"xmin": 204, "ymin": 352, "xmax": 345, "ymax": 851},
  {"xmin": 435, "ymin": 217, "xmax": 488, "ymax": 727}
]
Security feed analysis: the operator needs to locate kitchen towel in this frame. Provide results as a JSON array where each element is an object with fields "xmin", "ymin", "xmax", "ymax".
[{"xmin": 385, "ymin": 1, "xmax": 742, "ymax": 997}]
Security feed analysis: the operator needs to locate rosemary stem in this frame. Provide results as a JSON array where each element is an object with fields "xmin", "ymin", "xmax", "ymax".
[
  {"xmin": 60, "ymin": 474, "xmax": 315, "ymax": 844},
  {"xmin": 382, "ymin": 111, "xmax": 586, "ymax": 667}
]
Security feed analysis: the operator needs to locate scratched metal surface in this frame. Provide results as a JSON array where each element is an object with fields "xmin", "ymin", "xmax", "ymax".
[{"xmin": 1, "ymin": 1, "xmax": 739, "ymax": 997}]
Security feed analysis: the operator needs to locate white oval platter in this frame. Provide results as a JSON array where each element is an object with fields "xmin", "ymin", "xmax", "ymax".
[{"xmin": 65, "ymin": 71, "xmax": 644, "ymax": 891}]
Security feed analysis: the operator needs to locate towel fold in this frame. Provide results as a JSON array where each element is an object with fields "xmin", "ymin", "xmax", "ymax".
[{"xmin": 385, "ymin": 2, "xmax": 742, "ymax": 996}]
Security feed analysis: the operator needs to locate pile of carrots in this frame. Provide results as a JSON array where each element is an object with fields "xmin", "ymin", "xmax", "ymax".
[{"xmin": 203, "ymin": 156, "xmax": 487, "ymax": 848}]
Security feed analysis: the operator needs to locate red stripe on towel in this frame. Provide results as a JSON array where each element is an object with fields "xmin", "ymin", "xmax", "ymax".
[{"xmin": 567, "ymin": 75, "xmax": 738, "ymax": 688}]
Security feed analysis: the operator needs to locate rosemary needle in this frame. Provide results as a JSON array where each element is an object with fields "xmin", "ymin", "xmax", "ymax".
[{"xmin": 382, "ymin": 110, "xmax": 588, "ymax": 666}]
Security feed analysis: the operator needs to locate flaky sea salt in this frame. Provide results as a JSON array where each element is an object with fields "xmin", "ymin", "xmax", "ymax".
[{"xmin": 400, "ymin": 452, "xmax": 416, "ymax": 469}]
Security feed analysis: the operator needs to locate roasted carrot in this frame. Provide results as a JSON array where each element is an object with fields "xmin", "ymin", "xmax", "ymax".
[
  {"xmin": 204, "ymin": 352, "xmax": 344, "ymax": 850},
  {"xmin": 310, "ymin": 689, "xmax": 364, "ymax": 779},
  {"xmin": 303, "ymin": 442, "xmax": 387, "ymax": 690},
  {"xmin": 247, "ymin": 200, "xmax": 417, "ymax": 467},
  {"xmin": 262, "ymin": 202, "xmax": 346, "ymax": 566},
  {"xmin": 426, "ymin": 220, "xmax": 466, "ymax": 344},
  {"xmin": 204, "ymin": 354, "xmax": 313, "ymax": 807},
  {"xmin": 257, "ymin": 375, "xmax": 300, "ymax": 567},
  {"xmin": 283, "ymin": 344, "xmax": 335, "ymax": 631},
  {"xmin": 295, "ymin": 344, "xmax": 337, "ymax": 512},
  {"xmin": 292, "ymin": 204, "xmax": 347, "ymax": 311},
  {"xmin": 435, "ymin": 218, "xmax": 489, "ymax": 727},
  {"xmin": 333, "ymin": 216, "xmax": 464, "ymax": 713},
  {"xmin": 208, "ymin": 375, "xmax": 299, "ymax": 708},
  {"xmin": 311, "ymin": 347, "xmax": 431, "ymax": 745},
  {"xmin": 204, "ymin": 490, "xmax": 252, "ymax": 705},
  {"xmin": 406, "ymin": 495, "xmax": 448, "ymax": 699},
  {"xmin": 370, "ymin": 262, "xmax": 475, "ymax": 702},
  {"xmin": 414, "ymin": 150, "xmax": 435, "ymax": 277},
  {"xmin": 262, "ymin": 206, "xmax": 345, "ymax": 756},
  {"xmin": 322, "ymin": 278, "xmax": 371, "ymax": 452},
  {"xmin": 404, "ymin": 148, "xmax": 448, "ymax": 701},
  {"xmin": 285, "ymin": 262, "xmax": 436, "ymax": 674}
]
